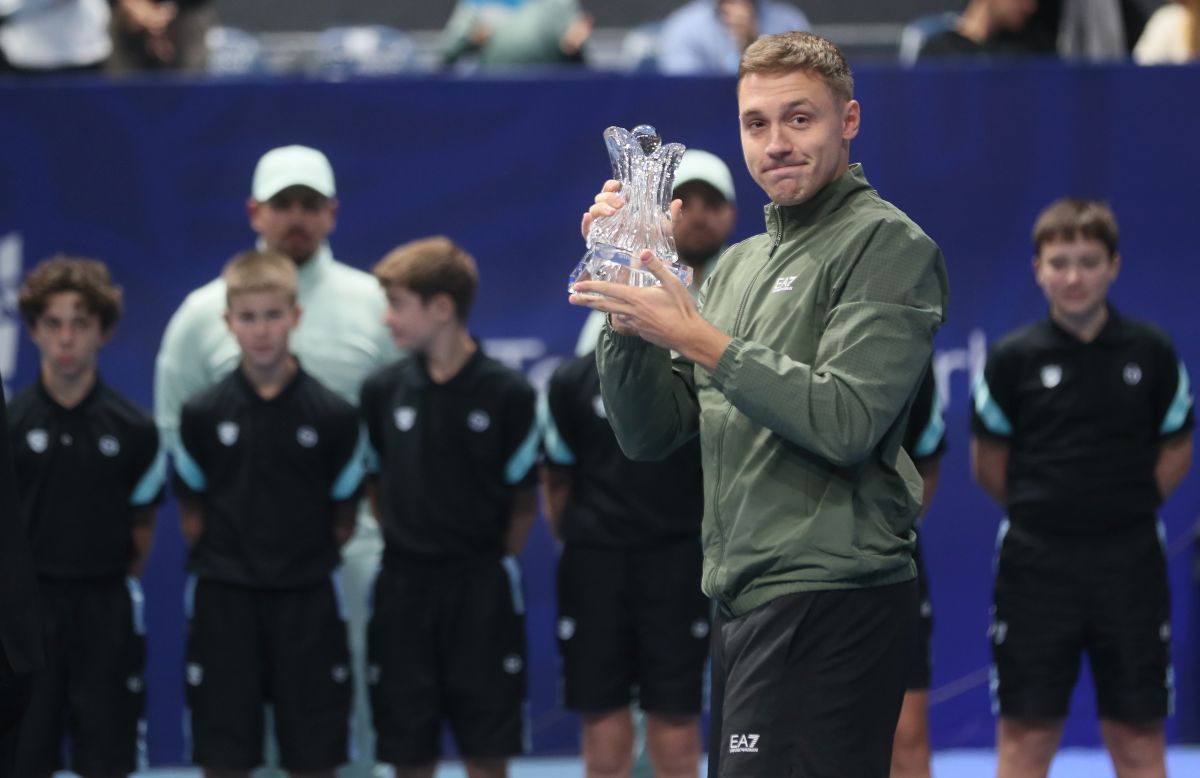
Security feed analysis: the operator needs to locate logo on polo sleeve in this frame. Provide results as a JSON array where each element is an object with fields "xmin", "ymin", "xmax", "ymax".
[
  {"xmin": 26, "ymin": 429, "xmax": 48, "ymax": 453},
  {"xmin": 1124, "ymin": 363, "xmax": 1143, "ymax": 386},
  {"xmin": 394, "ymin": 407, "xmax": 416, "ymax": 431},
  {"xmin": 217, "ymin": 422, "xmax": 239, "ymax": 446},
  {"xmin": 1040, "ymin": 364, "xmax": 1062, "ymax": 389}
]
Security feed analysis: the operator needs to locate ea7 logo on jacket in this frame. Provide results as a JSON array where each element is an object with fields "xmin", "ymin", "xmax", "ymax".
[
  {"xmin": 729, "ymin": 734, "xmax": 760, "ymax": 753},
  {"xmin": 771, "ymin": 276, "xmax": 797, "ymax": 293}
]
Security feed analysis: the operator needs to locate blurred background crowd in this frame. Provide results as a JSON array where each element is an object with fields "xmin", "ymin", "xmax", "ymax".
[{"xmin": 0, "ymin": 0, "xmax": 1196, "ymax": 79}]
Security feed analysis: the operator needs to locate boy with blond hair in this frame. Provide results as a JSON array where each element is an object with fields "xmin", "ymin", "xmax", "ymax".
[
  {"xmin": 10, "ymin": 255, "xmax": 163, "ymax": 777},
  {"xmin": 173, "ymin": 250, "xmax": 366, "ymax": 778},
  {"xmin": 361, "ymin": 236, "xmax": 539, "ymax": 778}
]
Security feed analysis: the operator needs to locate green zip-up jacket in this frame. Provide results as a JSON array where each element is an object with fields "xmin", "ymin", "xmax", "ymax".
[{"xmin": 596, "ymin": 164, "xmax": 949, "ymax": 616}]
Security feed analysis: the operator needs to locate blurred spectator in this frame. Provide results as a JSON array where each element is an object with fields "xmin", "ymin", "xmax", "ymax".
[
  {"xmin": 657, "ymin": 0, "xmax": 810, "ymax": 74},
  {"xmin": 0, "ymin": 0, "xmax": 111, "ymax": 73},
  {"xmin": 108, "ymin": 0, "xmax": 216, "ymax": 73},
  {"xmin": 1056, "ymin": 0, "xmax": 1144, "ymax": 61},
  {"xmin": 1134, "ymin": 0, "xmax": 1199, "ymax": 64},
  {"xmin": 439, "ymin": 0, "xmax": 592, "ymax": 68},
  {"xmin": 1015, "ymin": 0, "xmax": 1147, "ymax": 60},
  {"xmin": 315, "ymin": 26, "xmax": 417, "ymax": 78},
  {"xmin": 916, "ymin": 0, "xmax": 1041, "ymax": 60}
]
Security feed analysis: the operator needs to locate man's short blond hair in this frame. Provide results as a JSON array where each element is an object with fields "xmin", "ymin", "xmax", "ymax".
[
  {"xmin": 374, "ymin": 236, "xmax": 478, "ymax": 322},
  {"xmin": 738, "ymin": 31, "xmax": 855, "ymax": 104},
  {"xmin": 222, "ymin": 250, "xmax": 298, "ymax": 304}
]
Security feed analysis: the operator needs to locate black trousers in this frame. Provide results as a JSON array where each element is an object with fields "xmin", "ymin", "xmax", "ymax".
[
  {"xmin": 707, "ymin": 581, "xmax": 918, "ymax": 777},
  {"xmin": 0, "ymin": 670, "xmax": 32, "ymax": 778}
]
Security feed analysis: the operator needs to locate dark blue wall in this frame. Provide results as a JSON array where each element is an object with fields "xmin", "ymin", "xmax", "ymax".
[{"xmin": 1, "ymin": 61, "xmax": 1197, "ymax": 763}]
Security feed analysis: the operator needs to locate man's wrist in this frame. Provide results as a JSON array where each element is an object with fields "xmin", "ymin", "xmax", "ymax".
[{"xmin": 683, "ymin": 324, "xmax": 734, "ymax": 373}]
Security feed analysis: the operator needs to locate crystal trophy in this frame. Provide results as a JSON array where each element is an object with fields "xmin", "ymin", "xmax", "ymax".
[{"xmin": 568, "ymin": 125, "xmax": 692, "ymax": 294}]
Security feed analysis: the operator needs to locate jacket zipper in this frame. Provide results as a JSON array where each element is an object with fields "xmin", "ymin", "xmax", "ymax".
[{"xmin": 707, "ymin": 207, "xmax": 786, "ymax": 597}]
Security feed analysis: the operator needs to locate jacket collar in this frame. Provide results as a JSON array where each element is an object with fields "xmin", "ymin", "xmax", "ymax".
[{"xmin": 763, "ymin": 163, "xmax": 872, "ymax": 241}]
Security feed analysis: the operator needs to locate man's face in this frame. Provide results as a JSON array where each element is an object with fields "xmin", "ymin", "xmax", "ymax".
[
  {"xmin": 248, "ymin": 185, "xmax": 338, "ymax": 264},
  {"xmin": 224, "ymin": 289, "xmax": 300, "ymax": 371},
  {"xmin": 673, "ymin": 181, "xmax": 736, "ymax": 268},
  {"xmin": 30, "ymin": 291, "xmax": 109, "ymax": 383},
  {"xmin": 1034, "ymin": 236, "xmax": 1119, "ymax": 324},
  {"xmin": 738, "ymin": 70, "xmax": 860, "ymax": 207},
  {"xmin": 382, "ymin": 286, "xmax": 448, "ymax": 353}
]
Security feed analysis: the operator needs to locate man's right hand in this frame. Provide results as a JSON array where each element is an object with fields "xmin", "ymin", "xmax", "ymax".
[
  {"xmin": 579, "ymin": 180, "xmax": 682, "ymax": 238},
  {"xmin": 580, "ymin": 179, "xmax": 624, "ymax": 238}
]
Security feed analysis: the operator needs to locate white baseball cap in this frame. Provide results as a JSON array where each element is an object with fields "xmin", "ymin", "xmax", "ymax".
[
  {"xmin": 673, "ymin": 149, "xmax": 736, "ymax": 204},
  {"xmin": 251, "ymin": 145, "xmax": 336, "ymax": 201}
]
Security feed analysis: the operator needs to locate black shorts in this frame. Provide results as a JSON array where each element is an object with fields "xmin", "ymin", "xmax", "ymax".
[
  {"xmin": 15, "ymin": 577, "xmax": 146, "ymax": 777},
  {"xmin": 556, "ymin": 538, "xmax": 710, "ymax": 715},
  {"xmin": 368, "ymin": 556, "xmax": 527, "ymax": 766},
  {"xmin": 185, "ymin": 574, "xmax": 352, "ymax": 771},
  {"xmin": 990, "ymin": 520, "xmax": 1172, "ymax": 723},
  {"xmin": 708, "ymin": 581, "xmax": 917, "ymax": 778},
  {"xmin": 906, "ymin": 537, "xmax": 934, "ymax": 691}
]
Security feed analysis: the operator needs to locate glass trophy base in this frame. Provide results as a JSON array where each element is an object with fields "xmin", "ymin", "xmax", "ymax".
[{"xmin": 568, "ymin": 243, "xmax": 693, "ymax": 295}]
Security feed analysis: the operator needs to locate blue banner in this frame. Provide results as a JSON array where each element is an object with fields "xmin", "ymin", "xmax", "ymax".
[{"xmin": 1, "ymin": 62, "xmax": 1198, "ymax": 763}]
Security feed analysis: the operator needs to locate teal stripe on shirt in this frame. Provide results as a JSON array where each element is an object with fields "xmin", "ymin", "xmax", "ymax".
[
  {"xmin": 501, "ymin": 555, "xmax": 525, "ymax": 615},
  {"xmin": 1160, "ymin": 360, "xmax": 1193, "ymax": 435},
  {"xmin": 972, "ymin": 373, "xmax": 1012, "ymax": 437},
  {"xmin": 130, "ymin": 445, "xmax": 166, "ymax": 506},
  {"xmin": 538, "ymin": 392, "xmax": 575, "ymax": 465},
  {"xmin": 331, "ymin": 426, "xmax": 369, "ymax": 500},
  {"xmin": 363, "ymin": 441, "xmax": 380, "ymax": 475},
  {"xmin": 912, "ymin": 382, "xmax": 945, "ymax": 459},
  {"xmin": 172, "ymin": 440, "xmax": 207, "ymax": 492},
  {"xmin": 505, "ymin": 416, "xmax": 542, "ymax": 485}
]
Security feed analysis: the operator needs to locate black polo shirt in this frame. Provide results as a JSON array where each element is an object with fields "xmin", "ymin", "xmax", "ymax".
[
  {"xmin": 904, "ymin": 362, "xmax": 946, "ymax": 467},
  {"xmin": 971, "ymin": 308, "xmax": 1194, "ymax": 536},
  {"xmin": 9, "ymin": 378, "xmax": 163, "ymax": 580},
  {"xmin": 542, "ymin": 354, "xmax": 703, "ymax": 547},
  {"xmin": 360, "ymin": 347, "xmax": 539, "ymax": 563},
  {"xmin": 174, "ymin": 365, "xmax": 365, "ymax": 588}
]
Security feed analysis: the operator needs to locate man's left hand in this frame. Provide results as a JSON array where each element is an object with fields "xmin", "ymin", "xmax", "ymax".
[{"xmin": 569, "ymin": 250, "xmax": 732, "ymax": 371}]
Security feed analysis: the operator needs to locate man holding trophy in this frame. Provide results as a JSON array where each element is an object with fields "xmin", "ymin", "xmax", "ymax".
[{"xmin": 570, "ymin": 31, "xmax": 949, "ymax": 778}]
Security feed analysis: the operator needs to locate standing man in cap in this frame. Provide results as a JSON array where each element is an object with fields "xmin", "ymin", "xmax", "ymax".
[
  {"xmin": 155, "ymin": 144, "xmax": 398, "ymax": 777},
  {"xmin": 669, "ymin": 149, "xmax": 738, "ymax": 284},
  {"xmin": 576, "ymin": 148, "xmax": 738, "ymax": 355}
]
